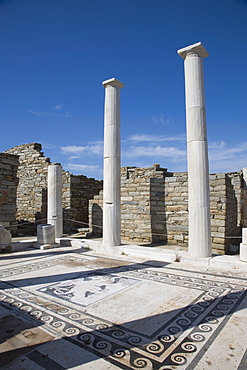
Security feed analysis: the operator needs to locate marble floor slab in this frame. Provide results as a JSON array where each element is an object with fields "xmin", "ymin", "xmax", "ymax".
[{"xmin": 0, "ymin": 247, "xmax": 246, "ymax": 369}]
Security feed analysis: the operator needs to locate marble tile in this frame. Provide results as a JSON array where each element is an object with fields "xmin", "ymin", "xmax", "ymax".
[{"xmin": 0, "ymin": 249, "xmax": 246, "ymax": 369}]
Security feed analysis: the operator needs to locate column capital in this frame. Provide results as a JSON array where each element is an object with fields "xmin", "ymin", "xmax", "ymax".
[
  {"xmin": 102, "ymin": 77, "xmax": 124, "ymax": 89},
  {"xmin": 177, "ymin": 42, "xmax": 208, "ymax": 60}
]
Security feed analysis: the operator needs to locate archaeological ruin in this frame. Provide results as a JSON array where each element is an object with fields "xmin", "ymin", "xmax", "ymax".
[
  {"xmin": 0, "ymin": 142, "xmax": 246, "ymax": 255},
  {"xmin": 0, "ymin": 42, "xmax": 246, "ymax": 258}
]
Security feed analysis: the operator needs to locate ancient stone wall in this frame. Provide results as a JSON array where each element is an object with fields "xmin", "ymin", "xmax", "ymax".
[
  {"xmin": 5, "ymin": 143, "xmax": 103, "ymax": 233},
  {"xmin": 5, "ymin": 143, "xmax": 50, "ymax": 223},
  {"xmin": 63, "ymin": 172, "xmax": 103, "ymax": 232},
  {"xmin": 0, "ymin": 153, "xmax": 19, "ymax": 234},
  {"xmin": 89, "ymin": 164, "xmax": 245, "ymax": 254}
]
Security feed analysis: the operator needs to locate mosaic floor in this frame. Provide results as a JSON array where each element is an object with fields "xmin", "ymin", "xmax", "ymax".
[{"xmin": 0, "ymin": 248, "xmax": 246, "ymax": 369}]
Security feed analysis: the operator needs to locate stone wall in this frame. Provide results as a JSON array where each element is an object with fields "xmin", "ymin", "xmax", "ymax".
[
  {"xmin": 89, "ymin": 164, "xmax": 246, "ymax": 254},
  {"xmin": 5, "ymin": 143, "xmax": 103, "ymax": 233},
  {"xmin": 63, "ymin": 172, "xmax": 103, "ymax": 232},
  {"xmin": 0, "ymin": 153, "xmax": 19, "ymax": 234},
  {"xmin": 5, "ymin": 143, "xmax": 50, "ymax": 223}
]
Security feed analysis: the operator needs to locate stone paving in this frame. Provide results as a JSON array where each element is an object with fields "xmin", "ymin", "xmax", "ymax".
[{"xmin": 0, "ymin": 242, "xmax": 247, "ymax": 369}]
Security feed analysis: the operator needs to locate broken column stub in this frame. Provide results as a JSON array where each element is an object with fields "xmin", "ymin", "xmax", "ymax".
[
  {"xmin": 178, "ymin": 42, "xmax": 212, "ymax": 258},
  {"xmin": 240, "ymin": 228, "xmax": 247, "ymax": 262},
  {"xmin": 102, "ymin": 78, "xmax": 124, "ymax": 247},
  {"xmin": 47, "ymin": 163, "xmax": 63, "ymax": 238},
  {"xmin": 37, "ymin": 224, "xmax": 55, "ymax": 250}
]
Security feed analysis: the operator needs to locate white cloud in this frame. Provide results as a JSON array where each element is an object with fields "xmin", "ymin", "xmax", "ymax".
[
  {"xmin": 65, "ymin": 163, "xmax": 99, "ymax": 172},
  {"xmin": 54, "ymin": 104, "xmax": 63, "ymax": 110},
  {"xmin": 208, "ymin": 140, "xmax": 226, "ymax": 149},
  {"xmin": 128, "ymin": 134, "xmax": 185, "ymax": 142},
  {"xmin": 27, "ymin": 109, "xmax": 70, "ymax": 118},
  {"xmin": 152, "ymin": 115, "xmax": 173, "ymax": 125},
  {"xmin": 61, "ymin": 144, "xmax": 103, "ymax": 156},
  {"xmin": 209, "ymin": 141, "xmax": 247, "ymax": 172},
  {"xmin": 124, "ymin": 145, "xmax": 186, "ymax": 159}
]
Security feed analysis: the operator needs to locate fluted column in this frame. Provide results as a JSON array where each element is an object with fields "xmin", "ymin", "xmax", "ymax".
[
  {"xmin": 47, "ymin": 163, "xmax": 63, "ymax": 238},
  {"xmin": 102, "ymin": 78, "xmax": 124, "ymax": 247},
  {"xmin": 178, "ymin": 42, "xmax": 212, "ymax": 257}
]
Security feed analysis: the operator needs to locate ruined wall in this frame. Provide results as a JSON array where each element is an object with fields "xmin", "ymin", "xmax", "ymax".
[
  {"xmin": 5, "ymin": 143, "xmax": 50, "ymax": 223},
  {"xmin": 63, "ymin": 172, "xmax": 103, "ymax": 232},
  {"xmin": 0, "ymin": 153, "xmax": 19, "ymax": 234},
  {"xmin": 89, "ymin": 164, "xmax": 245, "ymax": 254},
  {"xmin": 5, "ymin": 143, "xmax": 103, "ymax": 233}
]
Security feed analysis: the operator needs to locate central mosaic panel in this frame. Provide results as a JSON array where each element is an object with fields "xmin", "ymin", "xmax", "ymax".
[{"xmin": 39, "ymin": 272, "xmax": 139, "ymax": 306}]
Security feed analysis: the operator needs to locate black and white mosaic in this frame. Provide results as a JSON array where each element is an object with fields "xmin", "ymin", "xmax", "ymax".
[{"xmin": 0, "ymin": 253, "xmax": 246, "ymax": 369}]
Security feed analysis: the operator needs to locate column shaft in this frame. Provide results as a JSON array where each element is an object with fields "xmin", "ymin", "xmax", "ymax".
[
  {"xmin": 102, "ymin": 78, "xmax": 124, "ymax": 247},
  {"xmin": 178, "ymin": 42, "xmax": 212, "ymax": 257},
  {"xmin": 47, "ymin": 163, "xmax": 63, "ymax": 238}
]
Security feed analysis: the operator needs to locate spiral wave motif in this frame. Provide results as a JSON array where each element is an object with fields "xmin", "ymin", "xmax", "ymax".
[
  {"xmin": 20, "ymin": 305, "xmax": 32, "ymax": 312},
  {"xmin": 189, "ymin": 332, "xmax": 205, "ymax": 341},
  {"xmin": 95, "ymin": 340, "xmax": 110, "ymax": 350},
  {"xmin": 112, "ymin": 348, "xmax": 127, "ymax": 358},
  {"xmin": 168, "ymin": 326, "xmax": 180, "ymax": 334},
  {"xmin": 208, "ymin": 292, "xmax": 220, "ymax": 298},
  {"xmin": 132, "ymin": 357, "xmax": 152, "ymax": 368},
  {"xmin": 41, "ymin": 315, "xmax": 53, "ymax": 322},
  {"xmin": 205, "ymin": 316, "xmax": 219, "ymax": 324},
  {"xmin": 211, "ymin": 310, "xmax": 224, "ymax": 317},
  {"xmin": 5, "ymin": 298, "xmax": 14, "ymax": 304},
  {"xmin": 191, "ymin": 305, "xmax": 204, "ymax": 312},
  {"xmin": 12, "ymin": 302, "xmax": 23, "ymax": 308},
  {"xmin": 181, "ymin": 342, "xmax": 197, "ymax": 352},
  {"xmin": 159, "ymin": 334, "xmax": 175, "ymax": 343},
  {"xmin": 82, "ymin": 318, "xmax": 94, "ymax": 325},
  {"xmin": 146, "ymin": 341, "xmax": 164, "ymax": 354},
  {"xmin": 69, "ymin": 313, "xmax": 83, "ymax": 320},
  {"xmin": 217, "ymin": 304, "xmax": 228, "ymax": 310},
  {"xmin": 65, "ymin": 327, "xmax": 80, "ymax": 335},
  {"xmin": 52, "ymin": 321, "xmax": 66, "ymax": 329},
  {"xmin": 128, "ymin": 336, "xmax": 142, "ymax": 345},
  {"xmin": 95, "ymin": 324, "xmax": 109, "ymax": 331},
  {"xmin": 199, "ymin": 300, "xmax": 210, "ymax": 307},
  {"xmin": 57, "ymin": 308, "xmax": 69, "ymax": 314},
  {"xmin": 112, "ymin": 330, "xmax": 125, "ymax": 338},
  {"xmin": 176, "ymin": 318, "xmax": 191, "ymax": 326},
  {"xmin": 185, "ymin": 311, "xmax": 198, "ymax": 318},
  {"xmin": 29, "ymin": 310, "xmax": 42, "ymax": 318},
  {"xmin": 78, "ymin": 333, "xmax": 94, "ymax": 344},
  {"xmin": 198, "ymin": 324, "xmax": 212, "ymax": 332},
  {"xmin": 19, "ymin": 293, "xmax": 31, "ymax": 298},
  {"xmin": 170, "ymin": 353, "xmax": 187, "ymax": 365}
]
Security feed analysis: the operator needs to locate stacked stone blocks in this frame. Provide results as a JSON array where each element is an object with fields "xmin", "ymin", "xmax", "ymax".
[
  {"xmin": 0, "ymin": 153, "xmax": 19, "ymax": 234},
  {"xmin": 89, "ymin": 164, "xmax": 246, "ymax": 254}
]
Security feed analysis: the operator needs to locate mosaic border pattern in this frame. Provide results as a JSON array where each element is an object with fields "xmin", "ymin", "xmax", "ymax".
[{"xmin": 0, "ymin": 254, "xmax": 246, "ymax": 369}]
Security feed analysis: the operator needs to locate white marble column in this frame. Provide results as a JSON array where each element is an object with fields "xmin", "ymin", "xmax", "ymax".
[
  {"xmin": 102, "ymin": 78, "xmax": 124, "ymax": 247},
  {"xmin": 240, "ymin": 228, "xmax": 247, "ymax": 262},
  {"xmin": 243, "ymin": 167, "xmax": 247, "ymax": 189},
  {"xmin": 47, "ymin": 163, "xmax": 63, "ymax": 238},
  {"xmin": 178, "ymin": 42, "xmax": 212, "ymax": 257}
]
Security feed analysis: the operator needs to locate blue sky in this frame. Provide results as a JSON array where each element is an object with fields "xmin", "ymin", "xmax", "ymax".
[{"xmin": 1, "ymin": 0, "xmax": 246, "ymax": 179}]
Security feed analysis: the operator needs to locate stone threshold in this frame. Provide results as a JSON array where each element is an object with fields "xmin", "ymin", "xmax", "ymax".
[{"xmin": 8, "ymin": 236, "xmax": 246, "ymax": 271}]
